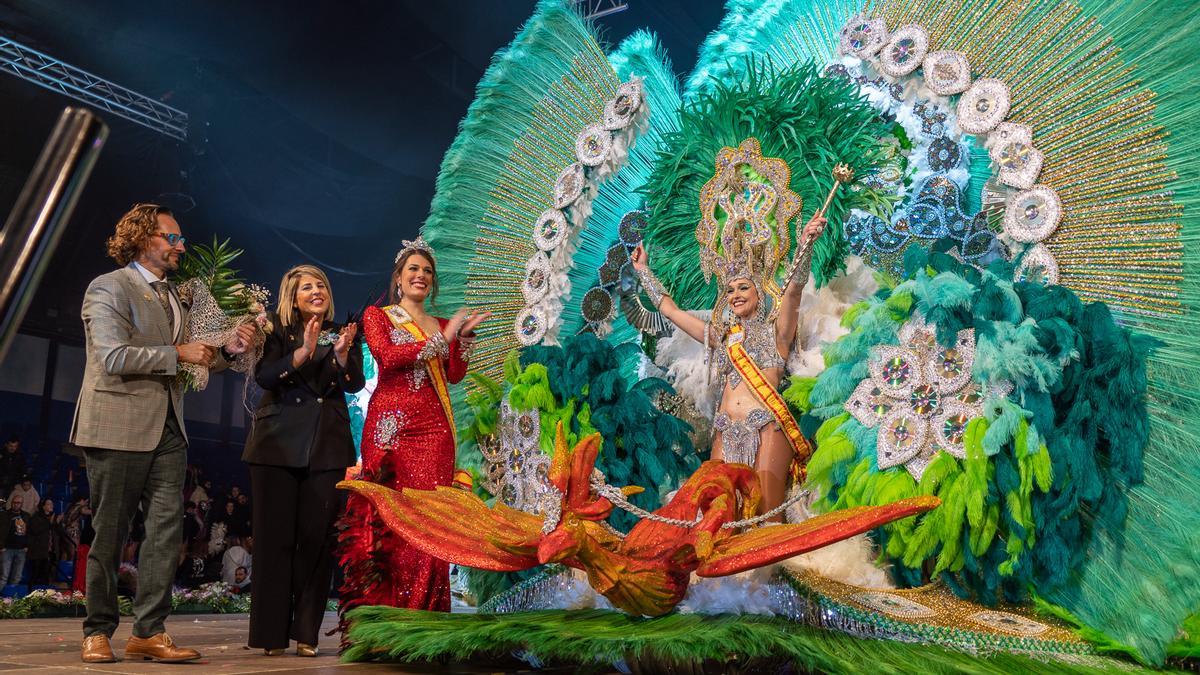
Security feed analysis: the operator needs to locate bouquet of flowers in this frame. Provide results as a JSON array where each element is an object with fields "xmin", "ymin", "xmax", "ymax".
[{"xmin": 174, "ymin": 237, "xmax": 271, "ymax": 391}]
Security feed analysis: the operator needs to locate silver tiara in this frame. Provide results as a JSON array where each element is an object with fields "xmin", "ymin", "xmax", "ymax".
[{"xmin": 395, "ymin": 236, "xmax": 435, "ymax": 263}]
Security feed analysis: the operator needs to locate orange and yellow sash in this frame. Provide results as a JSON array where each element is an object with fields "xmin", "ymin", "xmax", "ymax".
[
  {"xmin": 384, "ymin": 306, "xmax": 457, "ymax": 446},
  {"xmin": 726, "ymin": 324, "xmax": 813, "ymax": 468}
]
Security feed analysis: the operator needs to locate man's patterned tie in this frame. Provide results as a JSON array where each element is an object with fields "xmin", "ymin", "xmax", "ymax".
[{"xmin": 151, "ymin": 280, "xmax": 175, "ymax": 338}]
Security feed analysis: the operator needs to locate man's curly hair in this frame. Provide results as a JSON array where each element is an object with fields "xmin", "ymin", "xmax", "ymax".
[{"xmin": 106, "ymin": 203, "xmax": 173, "ymax": 266}]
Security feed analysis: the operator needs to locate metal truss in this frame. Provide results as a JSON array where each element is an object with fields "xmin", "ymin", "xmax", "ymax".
[
  {"xmin": 574, "ymin": 0, "xmax": 629, "ymax": 19},
  {"xmin": 0, "ymin": 37, "xmax": 187, "ymax": 140}
]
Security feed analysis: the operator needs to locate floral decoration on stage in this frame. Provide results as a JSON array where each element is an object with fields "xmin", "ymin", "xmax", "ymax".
[{"xmin": 175, "ymin": 237, "xmax": 271, "ymax": 391}]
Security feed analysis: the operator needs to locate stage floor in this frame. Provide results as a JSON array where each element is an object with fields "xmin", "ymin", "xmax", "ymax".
[{"xmin": 0, "ymin": 612, "xmax": 556, "ymax": 674}]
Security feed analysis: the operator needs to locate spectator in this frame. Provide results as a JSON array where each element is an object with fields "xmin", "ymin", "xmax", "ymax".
[
  {"xmin": 234, "ymin": 493, "xmax": 251, "ymax": 537},
  {"xmin": 28, "ymin": 498, "xmax": 58, "ymax": 586},
  {"xmin": 189, "ymin": 480, "xmax": 208, "ymax": 508},
  {"xmin": 62, "ymin": 493, "xmax": 90, "ymax": 562},
  {"xmin": 0, "ymin": 494, "xmax": 29, "ymax": 586},
  {"xmin": 72, "ymin": 503, "xmax": 94, "ymax": 595},
  {"xmin": 8, "ymin": 476, "xmax": 40, "ymax": 515},
  {"xmin": 0, "ymin": 437, "xmax": 24, "ymax": 492},
  {"xmin": 232, "ymin": 566, "xmax": 250, "ymax": 593},
  {"xmin": 221, "ymin": 535, "xmax": 252, "ymax": 588}
]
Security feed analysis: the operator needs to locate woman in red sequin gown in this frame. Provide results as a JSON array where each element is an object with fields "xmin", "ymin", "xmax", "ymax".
[{"xmin": 338, "ymin": 238, "xmax": 489, "ymax": 622}]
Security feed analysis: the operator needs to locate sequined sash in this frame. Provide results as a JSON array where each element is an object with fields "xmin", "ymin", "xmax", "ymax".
[
  {"xmin": 384, "ymin": 306, "xmax": 457, "ymax": 445},
  {"xmin": 725, "ymin": 324, "xmax": 813, "ymax": 465}
]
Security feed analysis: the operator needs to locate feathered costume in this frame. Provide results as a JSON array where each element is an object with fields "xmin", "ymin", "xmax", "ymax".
[{"xmin": 338, "ymin": 0, "xmax": 1200, "ymax": 670}]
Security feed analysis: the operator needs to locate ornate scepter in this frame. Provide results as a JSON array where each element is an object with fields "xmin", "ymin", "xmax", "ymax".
[{"xmin": 785, "ymin": 163, "xmax": 856, "ymax": 284}]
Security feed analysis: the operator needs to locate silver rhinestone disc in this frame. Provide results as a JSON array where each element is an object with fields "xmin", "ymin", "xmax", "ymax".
[
  {"xmin": 1003, "ymin": 185, "xmax": 1062, "ymax": 243},
  {"xmin": 603, "ymin": 79, "xmax": 644, "ymax": 130},
  {"xmin": 877, "ymin": 407, "xmax": 928, "ymax": 470},
  {"xmin": 575, "ymin": 124, "xmax": 612, "ymax": 167},
  {"xmin": 533, "ymin": 208, "xmax": 568, "ymax": 251},
  {"xmin": 957, "ymin": 78, "xmax": 1011, "ymax": 134},
  {"xmin": 879, "ymin": 25, "xmax": 928, "ymax": 77},
  {"xmin": 839, "ymin": 15, "xmax": 888, "ymax": 58},
  {"xmin": 869, "ymin": 346, "xmax": 925, "ymax": 398},
  {"xmin": 514, "ymin": 306, "xmax": 548, "ymax": 346},
  {"xmin": 1013, "ymin": 243, "xmax": 1060, "ymax": 285},
  {"xmin": 553, "ymin": 163, "xmax": 585, "ymax": 208},
  {"xmin": 521, "ymin": 253, "xmax": 552, "ymax": 304}
]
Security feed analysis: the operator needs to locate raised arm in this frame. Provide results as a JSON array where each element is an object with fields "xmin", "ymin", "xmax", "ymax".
[
  {"xmin": 630, "ymin": 244, "xmax": 715, "ymax": 345},
  {"xmin": 775, "ymin": 215, "xmax": 826, "ymax": 351}
]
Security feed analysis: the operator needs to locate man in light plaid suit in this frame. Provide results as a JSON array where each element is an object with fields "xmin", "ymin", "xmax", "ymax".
[{"xmin": 71, "ymin": 204, "xmax": 256, "ymax": 663}]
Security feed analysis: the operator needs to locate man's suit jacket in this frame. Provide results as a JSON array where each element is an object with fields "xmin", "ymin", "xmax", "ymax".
[
  {"xmin": 71, "ymin": 263, "xmax": 218, "ymax": 452},
  {"xmin": 241, "ymin": 313, "xmax": 365, "ymax": 471}
]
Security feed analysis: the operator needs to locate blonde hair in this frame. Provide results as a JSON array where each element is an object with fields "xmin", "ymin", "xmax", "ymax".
[
  {"xmin": 277, "ymin": 265, "xmax": 335, "ymax": 328},
  {"xmin": 106, "ymin": 203, "xmax": 172, "ymax": 266}
]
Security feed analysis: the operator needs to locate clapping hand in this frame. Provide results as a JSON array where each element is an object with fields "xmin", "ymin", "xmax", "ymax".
[
  {"xmin": 293, "ymin": 315, "xmax": 322, "ymax": 365},
  {"xmin": 333, "ymin": 322, "xmax": 358, "ymax": 366},
  {"xmin": 459, "ymin": 309, "xmax": 491, "ymax": 337},
  {"xmin": 443, "ymin": 307, "xmax": 492, "ymax": 341}
]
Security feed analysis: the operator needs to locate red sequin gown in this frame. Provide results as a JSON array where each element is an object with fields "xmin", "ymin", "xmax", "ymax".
[{"xmin": 338, "ymin": 304, "xmax": 468, "ymax": 619}]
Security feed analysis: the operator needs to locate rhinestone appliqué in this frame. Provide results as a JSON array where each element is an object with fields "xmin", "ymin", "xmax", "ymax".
[
  {"xmin": 533, "ymin": 208, "xmax": 568, "ymax": 251},
  {"xmin": 850, "ymin": 591, "xmax": 937, "ymax": 619},
  {"xmin": 879, "ymin": 25, "xmax": 928, "ymax": 77},
  {"xmin": 553, "ymin": 163, "xmax": 585, "ymax": 208},
  {"xmin": 514, "ymin": 306, "xmax": 548, "ymax": 346},
  {"xmin": 922, "ymin": 51, "xmax": 971, "ymax": 95},
  {"xmin": 839, "ymin": 15, "xmax": 888, "ymax": 58},
  {"xmin": 602, "ymin": 79, "xmax": 644, "ymax": 130},
  {"xmin": 988, "ymin": 123, "xmax": 1043, "ymax": 189},
  {"xmin": 957, "ymin": 79, "xmax": 1011, "ymax": 135},
  {"xmin": 521, "ymin": 253, "xmax": 552, "ymax": 304},
  {"xmin": 1003, "ymin": 185, "xmax": 1062, "ymax": 243},
  {"xmin": 968, "ymin": 610, "xmax": 1050, "ymax": 636},
  {"xmin": 1013, "ymin": 243, "xmax": 1060, "ymax": 285},
  {"xmin": 372, "ymin": 411, "xmax": 407, "ymax": 448},
  {"xmin": 844, "ymin": 314, "xmax": 1008, "ymax": 479},
  {"xmin": 575, "ymin": 124, "xmax": 612, "ymax": 167}
]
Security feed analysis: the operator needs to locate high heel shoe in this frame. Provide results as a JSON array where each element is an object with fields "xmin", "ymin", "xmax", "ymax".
[
  {"xmin": 263, "ymin": 648, "xmax": 285, "ymax": 656},
  {"xmin": 296, "ymin": 643, "xmax": 318, "ymax": 657}
]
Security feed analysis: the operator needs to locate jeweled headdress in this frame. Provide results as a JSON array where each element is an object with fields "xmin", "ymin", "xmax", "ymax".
[
  {"xmin": 697, "ymin": 138, "xmax": 802, "ymax": 323},
  {"xmin": 395, "ymin": 236, "xmax": 435, "ymax": 264}
]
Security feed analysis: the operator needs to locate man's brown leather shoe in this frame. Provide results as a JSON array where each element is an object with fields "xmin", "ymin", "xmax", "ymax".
[
  {"xmin": 81, "ymin": 634, "xmax": 118, "ymax": 663},
  {"xmin": 124, "ymin": 633, "xmax": 201, "ymax": 663}
]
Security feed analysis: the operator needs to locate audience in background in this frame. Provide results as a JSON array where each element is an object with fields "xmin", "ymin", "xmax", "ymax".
[
  {"xmin": 221, "ymin": 536, "xmax": 252, "ymax": 589},
  {"xmin": 8, "ymin": 476, "xmax": 39, "ymax": 515},
  {"xmin": 0, "ymin": 437, "xmax": 25, "ymax": 492},
  {"xmin": 0, "ymin": 441, "xmax": 258, "ymax": 598},
  {"xmin": 27, "ymin": 498, "xmax": 58, "ymax": 586},
  {"xmin": 1, "ymin": 495, "xmax": 29, "ymax": 586}
]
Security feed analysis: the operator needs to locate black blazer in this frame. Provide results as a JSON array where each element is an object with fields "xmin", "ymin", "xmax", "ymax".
[{"xmin": 242, "ymin": 313, "xmax": 366, "ymax": 470}]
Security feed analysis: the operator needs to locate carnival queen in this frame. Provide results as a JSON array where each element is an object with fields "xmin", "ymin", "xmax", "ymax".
[
  {"xmin": 338, "ymin": 237, "xmax": 490, "ymax": 617},
  {"xmin": 631, "ymin": 197, "xmax": 826, "ymax": 520}
]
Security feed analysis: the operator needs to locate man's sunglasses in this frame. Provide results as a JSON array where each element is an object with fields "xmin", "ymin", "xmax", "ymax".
[{"xmin": 157, "ymin": 232, "xmax": 187, "ymax": 246}]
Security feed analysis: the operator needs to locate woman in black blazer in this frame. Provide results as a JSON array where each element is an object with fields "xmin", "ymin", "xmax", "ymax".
[{"xmin": 242, "ymin": 264, "xmax": 364, "ymax": 657}]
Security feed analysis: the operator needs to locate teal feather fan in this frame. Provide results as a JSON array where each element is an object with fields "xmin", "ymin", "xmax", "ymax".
[
  {"xmin": 640, "ymin": 57, "xmax": 891, "ymax": 313},
  {"xmin": 419, "ymin": 0, "xmax": 620, "ymax": 395},
  {"xmin": 557, "ymin": 29, "xmax": 681, "ymax": 375}
]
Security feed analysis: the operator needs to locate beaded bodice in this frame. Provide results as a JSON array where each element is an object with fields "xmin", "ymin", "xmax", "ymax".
[{"xmin": 713, "ymin": 317, "xmax": 784, "ymax": 390}]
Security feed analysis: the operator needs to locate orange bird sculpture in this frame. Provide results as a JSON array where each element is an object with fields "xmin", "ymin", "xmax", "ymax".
[{"xmin": 339, "ymin": 422, "xmax": 938, "ymax": 616}]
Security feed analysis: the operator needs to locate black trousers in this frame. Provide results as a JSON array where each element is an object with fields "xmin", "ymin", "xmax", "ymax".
[
  {"xmin": 29, "ymin": 558, "xmax": 54, "ymax": 586},
  {"xmin": 247, "ymin": 464, "xmax": 344, "ymax": 648}
]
